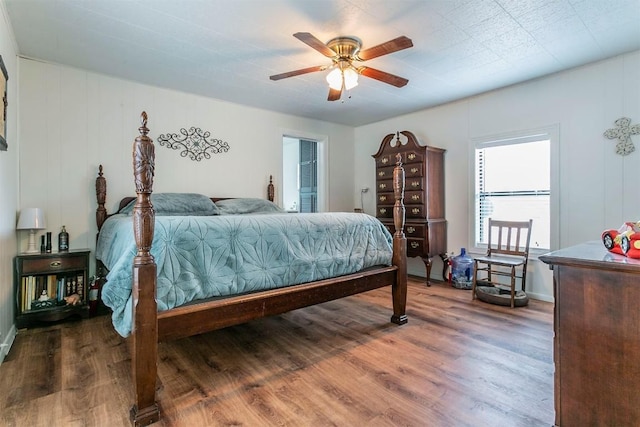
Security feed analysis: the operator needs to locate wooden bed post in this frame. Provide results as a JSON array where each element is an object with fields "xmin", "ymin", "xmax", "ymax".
[
  {"xmin": 130, "ymin": 111, "xmax": 160, "ymax": 426},
  {"xmin": 268, "ymin": 175, "xmax": 275, "ymax": 202},
  {"xmin": 391, "ymin": 153, "xmax": 408, "ymax": 325},
  {"xmin": 96, "ymin": 165, "xmax": 107, "ymax": 232},
  {"xmin": 95, "ymin": 164, "xmax": 109, "ymax": 287}
]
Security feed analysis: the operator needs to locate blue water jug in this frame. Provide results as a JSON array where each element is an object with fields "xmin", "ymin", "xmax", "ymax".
[{"xmin": 451, "ymin": 248, "xmax": 473, "ymax": 289}]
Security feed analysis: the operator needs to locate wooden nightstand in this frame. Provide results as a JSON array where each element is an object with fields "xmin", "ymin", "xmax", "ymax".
[{"xmin": 14, "ymin": 249, "xmax": 90, "ymax": 328}]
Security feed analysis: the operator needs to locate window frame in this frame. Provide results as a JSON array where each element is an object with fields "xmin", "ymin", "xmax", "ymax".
[{"xmin": 469, "ymin": 125, "xmax": 560, "ymax": 257}]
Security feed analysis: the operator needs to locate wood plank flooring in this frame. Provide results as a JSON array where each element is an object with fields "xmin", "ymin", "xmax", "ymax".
[{"xmin": 0, "ymin": 278, "xmax": 554, "ymax": 427}]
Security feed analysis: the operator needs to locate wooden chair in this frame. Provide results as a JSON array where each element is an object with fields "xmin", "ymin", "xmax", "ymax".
[{"xmin": 472, "ymin": 219, "xmax": 533, "ymax": 308}]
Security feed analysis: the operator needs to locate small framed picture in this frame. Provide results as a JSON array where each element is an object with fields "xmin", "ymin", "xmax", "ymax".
[{"xmin": 0, "ymin": 55, "xmax": 7, "ymax": 151}]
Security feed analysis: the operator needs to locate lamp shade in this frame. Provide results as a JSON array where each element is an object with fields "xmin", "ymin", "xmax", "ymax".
[
  {"xmin": 326, "ymin": 67, "xmax": 343, "ymax": 90},
  {"xmin": 343, "ymin": 67, "xmax": 359, "ymax": 90},
  {"xmin": 326, "ymin": 63, "xmax": 359, "ymax": 92},
  {"xmin": 17, "ymin": 208, "xmax": 47, "ymax": 230},
  {"xmin": 17, "ymin": 208, "xmax": 47, "ymax": 254}
]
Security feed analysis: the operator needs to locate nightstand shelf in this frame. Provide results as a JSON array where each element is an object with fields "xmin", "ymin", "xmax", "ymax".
[{"xmin": 14, "ymin": 249, "xmax": 90, "ymax": 328}]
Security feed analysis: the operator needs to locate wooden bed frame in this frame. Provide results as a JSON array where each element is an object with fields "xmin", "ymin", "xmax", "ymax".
[{"xmin": 96, "ymin": 112, "xmax": 408, "ymax": 426}]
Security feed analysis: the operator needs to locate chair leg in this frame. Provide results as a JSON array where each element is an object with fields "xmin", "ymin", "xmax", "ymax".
[
  {"xmin": 510, "ymin": 266, "xmax": 516, "ymax": 308},
  {"xmin": 471, "ymin": 261, "xmax": 478, "ymax": 301}
]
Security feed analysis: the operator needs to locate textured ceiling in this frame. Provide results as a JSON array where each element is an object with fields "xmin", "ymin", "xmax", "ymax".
[{"xmin": 5, "ymin": 0, "xmax": 640, "ymax": 126}]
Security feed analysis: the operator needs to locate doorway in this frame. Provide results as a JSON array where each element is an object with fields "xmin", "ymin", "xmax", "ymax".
[{"xmin": 282, "ymin": 135, "xmax": 326, "ymax": 212}]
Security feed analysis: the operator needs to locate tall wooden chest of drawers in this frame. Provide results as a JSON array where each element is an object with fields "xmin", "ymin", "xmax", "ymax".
[{"xmin": 372, "ymin": 131, "xmax": 447, "ymax": 284}]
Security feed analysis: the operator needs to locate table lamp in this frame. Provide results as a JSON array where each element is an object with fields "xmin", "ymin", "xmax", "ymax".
[{"xmin": 17, "ymin": 208, "xmax": 47, "ymax": 254}]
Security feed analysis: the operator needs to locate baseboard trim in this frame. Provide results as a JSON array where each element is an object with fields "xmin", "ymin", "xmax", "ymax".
[
  {"xmin": 0, "ymin": 323, "xmax": 17, "ymax": 365},
  {"xmin": 527, "ymin": 291, "xmax": 554, "ymax": 303}
]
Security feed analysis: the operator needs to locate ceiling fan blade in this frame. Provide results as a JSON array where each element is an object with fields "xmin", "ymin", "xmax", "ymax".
[
  {"xmin": 270, "ymin": 65, "xmax": 327, "ymax": 81},
  {"xmin": 328, "ymin": 87, "xmax": 342, "ymax": 101},
  {"xmin": 359, "ymin": 66, "xmax": 409, "ymax": 88},
  {"xmin": 356, "ymin": 36, "xmax": 413, "ymax": 61},
  {"xmin": 294, "ymin": 32, "xmax": 336, "ymax": 58}
]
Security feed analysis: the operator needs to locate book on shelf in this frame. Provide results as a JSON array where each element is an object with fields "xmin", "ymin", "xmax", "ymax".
[
  {"xmin": 66, "ymin": 277, "xmax": 72, "ymax": 297},
  {"xmin": 76, "ymin": 274, "xmax": 84, "ymax": 301},
  {"xmin": 28, "ymin": 276, "xmax": 34, "ymax": 311},
  {"xmin": 57, "ymin": 277, "xmax": 65, "ymax": 302},
  {"xmin": 47, "ymin": 275, "xmax": 57, "ymax": 300},
  {"xmin": 21, "ymin": 277, "xmax": 26, "ymax": 312}
]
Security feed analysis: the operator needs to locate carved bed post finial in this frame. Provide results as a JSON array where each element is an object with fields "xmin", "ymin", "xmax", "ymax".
[
  {"xmin": 130, "ymin": 110, "xmax": 160, "ymax": 426},
  {"xmin": 268, "ymin": 175, "xmax": 275, "ymax": 202},
  {"xmin": 393, "ymin": 153, "xmax": 406, "ymax": 238},
  {"xmin": 96, "ymin": 164, "xmax": 107, "ymax": 231},
  {"xmin": 133, "ymin": 111, "xmax": 155, "ymax": 260},
  {"xmin": 140, "ymin": 111, "xmax": 148, "ymax": 134}
]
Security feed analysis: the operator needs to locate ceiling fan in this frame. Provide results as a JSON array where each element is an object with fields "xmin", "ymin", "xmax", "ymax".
[{"xmin": 269, "ymin": 32, "xmax": 413, "ymax": 101}]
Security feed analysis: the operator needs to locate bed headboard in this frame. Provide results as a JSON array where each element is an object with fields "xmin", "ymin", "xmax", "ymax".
[{"xmin": 96, "ymin": 169, "xmax": 276, "ymax": 232}]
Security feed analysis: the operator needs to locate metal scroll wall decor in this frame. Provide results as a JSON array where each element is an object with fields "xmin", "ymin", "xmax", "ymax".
[
  {"xmin": 604, "ymin": 117, "xmax": 640, "ymax": 156},
  {"xmin": 157, "ymin": 126, "xmax": 230, "ymax": 161}
]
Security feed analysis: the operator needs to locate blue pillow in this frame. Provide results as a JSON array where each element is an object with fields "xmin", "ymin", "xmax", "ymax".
[
  {"xmin": 120, "ymin": 193, "xmax": 219, "ymax": 216},
  {"xmin": 215, "ymin": 198, "xmax": 285, "ymax": 215}
]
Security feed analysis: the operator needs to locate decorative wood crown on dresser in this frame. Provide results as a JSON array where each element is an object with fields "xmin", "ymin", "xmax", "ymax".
[{"xmin": 372, "ymin": 131, "xmax": 447, "ymax": 285}]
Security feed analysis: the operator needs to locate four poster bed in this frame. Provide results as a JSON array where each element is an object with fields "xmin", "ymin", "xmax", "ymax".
[{"xmin": 95, "ymin": 112, "xmax": 409, "ymax": 426}]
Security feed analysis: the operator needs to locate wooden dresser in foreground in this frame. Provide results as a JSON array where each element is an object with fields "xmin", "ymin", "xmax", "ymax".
[
  {"xmin": 372, "ymin": 131, "xmax": 446, "ymax": 284},
  {"xmin": 540, "ymin": 241, "xmax": 640, "ymax": 427}
]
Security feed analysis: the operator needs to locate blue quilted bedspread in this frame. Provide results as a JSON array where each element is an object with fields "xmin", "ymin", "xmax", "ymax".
[{"xmin": 97, "ymin": 212, "xmax": 393, "ymax": 337}]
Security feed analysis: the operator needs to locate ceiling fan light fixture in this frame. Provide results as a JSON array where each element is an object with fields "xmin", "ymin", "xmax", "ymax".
[
  {"xmin": 326, "ymin": 67, "xmax": 343, "ymax": 90},
  {"xmin": 271, "ymin": 32, "xmax": 412, "ymax": 101}
]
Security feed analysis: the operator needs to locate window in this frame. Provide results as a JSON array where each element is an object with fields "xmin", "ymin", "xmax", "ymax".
[{"xmin": 473, "ymin": 127, "xmax": 558, "ymax": 252}]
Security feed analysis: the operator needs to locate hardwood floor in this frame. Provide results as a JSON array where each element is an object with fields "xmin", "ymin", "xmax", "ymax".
[{"xmin": 0, "ymin": 278, "xmax": 554, "ymax": 427}]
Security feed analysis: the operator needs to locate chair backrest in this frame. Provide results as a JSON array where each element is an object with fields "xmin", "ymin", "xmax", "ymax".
[{"xmin": 486, "ymin": 218, "xmax": 533, "ymax": 258}]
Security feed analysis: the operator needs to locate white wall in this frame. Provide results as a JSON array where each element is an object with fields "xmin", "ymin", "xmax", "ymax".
[
  {"xmin": 17, "ymin": 58, "xmax": 355, "ymax": 274},
  {"xmin": 0, "ymin": 0, "xmax": 19, "ymax": 364},
  {"xmin": 355, "ymin": 50, "xmax": 640, "ymax": 302}
]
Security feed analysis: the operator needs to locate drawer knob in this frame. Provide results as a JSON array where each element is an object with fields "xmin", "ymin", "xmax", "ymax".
[
  {"xmin": 50, "ymin": 261, "xmax": 61, "ymax": 268},
  {"xmin": 381, "ymin": 158, "xmax": 388, "ymax": 164},
  {"xmin": 379, "ymin": 195, "xmax": 387, "ymax": 202},
  {"xmin": 411, "ymin": 167, "xmax": 419, "ymax": 173},
  {"xmin": 378, "ymin": 171, "xmax": 385, "ymax": 177},
  {"xmin": 379, "ymin": 208, "xmax": 387, "ymax": 214},
  {"xmin": 408, "ymin": 153, "xmax": 416, "ymax": 160},
  {"xmin": 411, "ymin": 181, "xmax": 419, "ymax": 187},
  {"xmin": 411, "ymin": 242, "xmax": 419, "ymax": 248},
  {"xmin": 412, "ymin": 194, "xmax": 420, "ymax": 200},
  {"xmin": 407, "ymin": 226, "xmax": 415, "ymax": 234},
  {"xmin": 412, "ymin": 208, "xmax": 420, "ymax": 214},
  {"xmin": 379, "ymin": 183, "xmax": 386, "ymax": 189}
]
